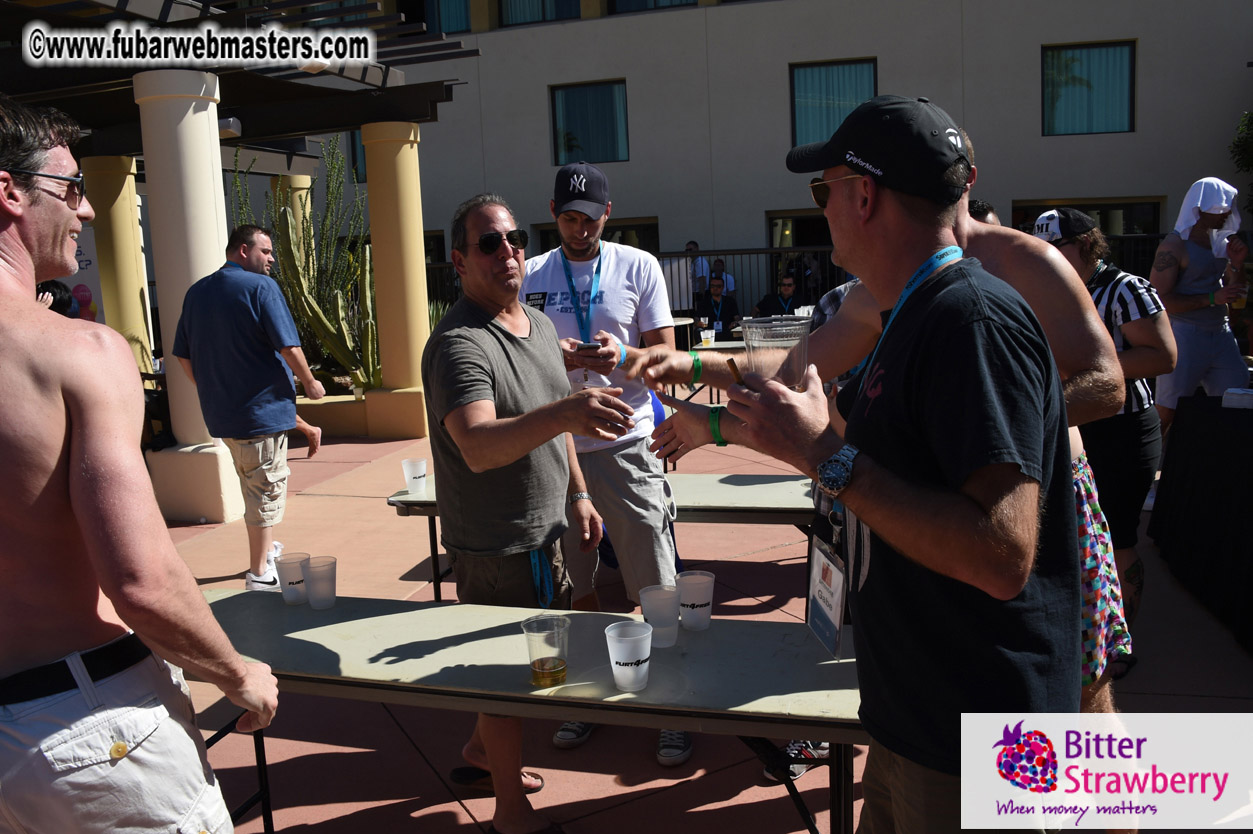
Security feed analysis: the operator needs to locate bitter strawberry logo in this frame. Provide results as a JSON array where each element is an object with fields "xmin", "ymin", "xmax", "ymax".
[{"xmin": 993, "ymin": 721, "xmax": 1058, "ymax": 793}]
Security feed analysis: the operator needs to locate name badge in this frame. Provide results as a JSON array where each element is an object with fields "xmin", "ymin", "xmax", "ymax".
[{"xmin": 714, "ymin": 321, "xmax": 723, "ymax": 332}]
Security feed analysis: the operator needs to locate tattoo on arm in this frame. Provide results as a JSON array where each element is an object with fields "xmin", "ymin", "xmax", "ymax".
[{"xmin": 1152, "ymin": 250, "xmax": 1179, "ymax": 272}]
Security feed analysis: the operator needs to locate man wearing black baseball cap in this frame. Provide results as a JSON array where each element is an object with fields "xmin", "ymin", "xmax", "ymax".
[{"xmin": 718, "ymin": 96, "xmax": 1080, "ymax": 824}]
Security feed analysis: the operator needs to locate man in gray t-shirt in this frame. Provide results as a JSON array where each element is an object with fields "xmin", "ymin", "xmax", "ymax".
[{"xmin": 421, "ymin": 193, "xmax": 634, "ymax": 834}]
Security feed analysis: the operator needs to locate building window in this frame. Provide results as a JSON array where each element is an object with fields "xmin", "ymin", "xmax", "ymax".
[
  {"xmin": 609, "ymin": 0, "xmax": 695, "ymax": 13},
  {"xmin": 424, "ymin": 0, "xmax": 470, "ymax": 34},
  {"xmin": 1042, "ymin": 41, "xmax": 1134, "ymax": 136},
  {"xmin": 500, "ymin": 0, "xmax": 579, "ymax": 25},
  {"xmin": 790, "ymin": 60, "xmax": 876, "ymax": 146},
  {"xmin": 551, "ymin": 81, "xmax": 629, "ymax": 165}
]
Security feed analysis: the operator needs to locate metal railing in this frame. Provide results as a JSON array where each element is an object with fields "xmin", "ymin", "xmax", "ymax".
[{"xmin": 422, "ymin": 235, "xmax": 1170, "ymax": 323}]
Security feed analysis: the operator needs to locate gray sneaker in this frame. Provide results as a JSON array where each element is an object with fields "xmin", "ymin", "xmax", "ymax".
[
  {"xmin": 656, "ymin": 729, "xmax": 693, "ymax": 767},
  {"xmin": 552, "ymin": 721, "xmax": 596, "ymax": 749}
]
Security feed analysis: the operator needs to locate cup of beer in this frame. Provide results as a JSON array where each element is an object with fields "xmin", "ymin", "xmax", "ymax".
[{"xmin": 522, "ymin": 613, "xmax": 570, "ymax": 688}]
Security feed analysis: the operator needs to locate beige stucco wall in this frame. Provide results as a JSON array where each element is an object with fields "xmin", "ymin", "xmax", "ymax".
[{"xmin": 378, "ymin": 0, "xmax": 1250, "ymax": 248}]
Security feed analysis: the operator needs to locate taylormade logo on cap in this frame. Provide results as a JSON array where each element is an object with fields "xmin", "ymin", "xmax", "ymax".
[{"xmin": 846, "ymin": 152, "xmax": 883, "ymax": 177}]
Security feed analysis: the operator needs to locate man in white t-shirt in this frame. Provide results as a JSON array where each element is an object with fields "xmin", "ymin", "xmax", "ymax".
[{"xmin": 522, "ymin": 161, "xmax": 693, "ymax": 767}]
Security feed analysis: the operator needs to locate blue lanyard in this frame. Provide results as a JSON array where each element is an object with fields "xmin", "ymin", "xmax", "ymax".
[
  {"xmin": 856, "ymin": 246, "xmax": 963, "ymax": 396},
  {"xmin": 529, "ymin": 549, "xmax": 553, "ymax": 609},
  {"xmin": 712, "ymin": 299, "xmax": 723, "ymax": 321},
  {"xmin": 561, "ymin": 248, "xmax": 602, "ymax": 344},
  {"xmin": 778, "ymin": 295, "xmax": 793, "ymax": 314}
]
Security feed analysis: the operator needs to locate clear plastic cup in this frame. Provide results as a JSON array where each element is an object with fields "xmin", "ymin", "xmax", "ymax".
[
  {"xmin": 521, "ymin": 613, "xmax": 570, "ymax": 688},
  {"xmin": 605, "ymin": 621, "xmax": 653, "ymax": 692},
  {"xmin": 302, "ymin": 555, "xmax": 337, "ymax": 610},
  {"xmin": 677, "ymin": 569, "xmax": 715, "ymax": 631},
  {"xmin": 700, "ymin": 329, "xmax": 715, "ymax": 347},
  {"xmin": 638, "ymin": 584, "xmax": 680, "ymax": 648},
  {"xmin": 273, "ymin": 552, "xmax": 310, "ymax": 605},
  {"xmin": 741, "ymin": 316, "xmax": 810, "ymax": 391}
]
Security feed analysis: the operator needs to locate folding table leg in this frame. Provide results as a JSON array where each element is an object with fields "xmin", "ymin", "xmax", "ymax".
[{"xmin": 428, "ymin": 516, "xmax": 441, "ymax": 602}]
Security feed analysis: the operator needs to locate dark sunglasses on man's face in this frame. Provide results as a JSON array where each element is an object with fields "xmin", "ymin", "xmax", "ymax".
[
  {"xmin": 477, "ymin": 229, "xmax": 529, "ymax": 255},
  {"xmin": 8, "ymin": 169, "xmax": 86, "ymax": 208}
]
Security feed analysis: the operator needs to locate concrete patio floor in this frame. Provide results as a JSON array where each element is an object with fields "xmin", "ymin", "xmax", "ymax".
[{"xmin": 173, "ymin": 400, "xmax": 1253, "ymax": 833}]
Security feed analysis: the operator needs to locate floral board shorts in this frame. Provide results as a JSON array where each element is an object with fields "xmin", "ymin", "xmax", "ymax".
[{"xmin": 1074, "ymin": 453, "xmax": 1133, "ymax": 686}]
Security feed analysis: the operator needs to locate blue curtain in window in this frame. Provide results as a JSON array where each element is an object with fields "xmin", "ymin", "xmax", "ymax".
[
  {"xmin": 553, "ymin": 83, "xmax": 629, "ymax": 165},
  {"xmin": 792, "ymin": 62, "xmax": 875, "ymax": 146},
  {"xmin": 1044, "ymin": 44, "xmax": 1132, "ymax": 135},
  {"xmin": 502, "ymin": 0, "xmax": 578, "ymax": 25},
  {"xmin": 611, "ymin": 0, "xmax": 694, "ymax": 12},
  {"xmin": 428, "ymin": 0, "xmax": 469, "ymax": 33}
]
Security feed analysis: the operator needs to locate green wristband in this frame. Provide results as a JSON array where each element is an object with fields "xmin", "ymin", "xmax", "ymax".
[
  {"xmin": 709, "ymin": 405, "xmax": 728, "ymax": 447},
  {"xmin": 1210, "ymin": 292, "xmax": 1216, "ymax": 306},
  {"xmin": 689, "ymin": 350, "xmax": 703, "ymax": 385}
]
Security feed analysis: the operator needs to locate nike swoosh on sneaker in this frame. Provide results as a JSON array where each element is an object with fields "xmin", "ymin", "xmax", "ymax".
[{"xmin": 252, "ymin": 575, "xmax": 278, "ymax": 586}]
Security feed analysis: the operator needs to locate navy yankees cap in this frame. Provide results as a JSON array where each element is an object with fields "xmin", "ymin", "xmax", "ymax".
[
  {"xmin": 785, "ymin": 95, "xmax": 970, "ymax": 206},
  {"xmin": 553, "ymin": 161, "xmax": 609, "ymax": 220}
]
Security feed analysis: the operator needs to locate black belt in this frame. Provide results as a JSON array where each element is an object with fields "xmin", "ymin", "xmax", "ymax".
[{"xmin": 0, "ymin": 634, "xmax": 151, "ymax": 705}]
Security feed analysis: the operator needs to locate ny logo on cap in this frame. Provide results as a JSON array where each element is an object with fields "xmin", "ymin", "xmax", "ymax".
[{"xmin": 570, "ymin": 174, "xmax": 587, "ymax": 193}]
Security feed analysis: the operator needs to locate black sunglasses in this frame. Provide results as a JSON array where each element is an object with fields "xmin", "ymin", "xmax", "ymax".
[
  {"xmin": 477, "ymin": 229, "xmax": 528, "ymax": 255},
  {"xmin": 8, "ymin": 169, "xmax": 86, "ymax": 208}
]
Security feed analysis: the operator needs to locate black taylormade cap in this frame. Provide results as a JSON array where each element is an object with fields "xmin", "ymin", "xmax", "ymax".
[
  {"xmin": 553, "ymin": 161, "xmax": 609, "ymax": 219},
  {"xmin": 785, "ymin": 95, "xmax": 969, "ymax": 206}
]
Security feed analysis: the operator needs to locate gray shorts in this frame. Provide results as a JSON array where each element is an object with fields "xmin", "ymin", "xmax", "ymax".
[
  {"xmin": 562, "ymin": 436, "xmax": 677, "ymax": 604},
  {"xmin": 0, "ymin": 637, "xmax": 231, "ymax": 833},
  {"xmin": 1155, "ymin": 320, "xmax": 1248, "ymax": 409},
  {"xmin": 450, "ymin": 538, "xmax": 572, "ymax": 610},
  {"xmin": 224, "ymin": 432, "xmax": 290, "ymax": 527}
]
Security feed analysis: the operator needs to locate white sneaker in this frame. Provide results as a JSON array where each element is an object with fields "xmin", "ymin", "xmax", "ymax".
[{"xmin": 245, "ymin": 566, "xmax": 281, "ymax": 592}]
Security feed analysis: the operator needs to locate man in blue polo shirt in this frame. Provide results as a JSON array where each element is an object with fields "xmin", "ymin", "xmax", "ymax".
[{"xmin": 173, "ymin": 225, "xmax": 325, "ymax": 590}]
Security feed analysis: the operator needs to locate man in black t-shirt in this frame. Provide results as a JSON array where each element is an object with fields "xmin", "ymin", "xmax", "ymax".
[
  {"xmin": 688, "ymin": 96, "xmax": 1079, "ymax": 830},
  {"xmin": 752, "ymin": 272, "xmax": 802, "ymax": 317}
]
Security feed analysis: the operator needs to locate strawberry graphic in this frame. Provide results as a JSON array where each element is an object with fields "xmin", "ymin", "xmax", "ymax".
[{"xmin": 992, "ymin": 721, "xmax": 1058, "ymax": 793}]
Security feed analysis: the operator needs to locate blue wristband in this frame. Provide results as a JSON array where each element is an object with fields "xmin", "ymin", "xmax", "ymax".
[{"xmin": 617, "ymin": 341, "xmax": 627, "ymax": 368}]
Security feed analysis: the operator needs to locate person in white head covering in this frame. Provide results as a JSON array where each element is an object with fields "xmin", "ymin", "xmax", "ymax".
[{"xmin": 1148, "ymin": 177, "xmax": 1249, "ymax": 435}]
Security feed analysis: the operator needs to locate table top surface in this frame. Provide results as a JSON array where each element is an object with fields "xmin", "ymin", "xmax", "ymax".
[
  {"xmin": 672, "ymin": 316, "xmax": 695, "ymax": 327},
  {"xmin": 692, "ymin": 339, "xmax": 745, "ymax": 351},
  {"xmin": 389, "ymin": 472, "xmax": 814, "ymax": 515},
  {"xmin": 205, "ymin": 589, "xmax": 862, "ymax": 736}
]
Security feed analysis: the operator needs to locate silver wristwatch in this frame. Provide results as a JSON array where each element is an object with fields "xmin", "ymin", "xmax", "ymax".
[{"xmin": 817, "ymin": 444, "xmax": 860, "ymax": 498}]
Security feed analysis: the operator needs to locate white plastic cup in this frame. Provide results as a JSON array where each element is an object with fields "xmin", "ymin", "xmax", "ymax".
[
  {"xmin": 605, "ymin": 621, "xmax": 653, "ymax": 692},
  {"xmin": 700, "ymin": 329, "xmax": 715, "ymax": 347},
  {"xmin": 401, "ymin": 458, "xmax": 427, "ymax": 493},
  {"xmin": 273, "ymin": 552, "xmax": 310, "ymax": 605},
  {"xmin": 638, "ymin": 584, "xmax": 680, "ymax": 648},
  {"xmin": 677, "ymin": 570, "xmax": 716, "ymax": 631},
  {"xmin": 302, "ymin": 555, "xmax": 337, "ymax": 610},
  {"xmin": 521, "ymin": 614, "xmax": 570, "ymax": 688},
  {"xmin": 741, "ymin": 316, "xmax": 810, "ymax": 391}
]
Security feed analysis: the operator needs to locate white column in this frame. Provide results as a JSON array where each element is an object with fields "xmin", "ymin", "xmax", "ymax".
[{"xmin": 134, "ymin": 70, "xmax": 243, "ymax": 523}]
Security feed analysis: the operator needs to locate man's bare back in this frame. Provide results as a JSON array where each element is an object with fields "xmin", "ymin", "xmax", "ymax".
[{"xmin": 0, "ymin": 294, "xmax": 135, "ymax": 677}]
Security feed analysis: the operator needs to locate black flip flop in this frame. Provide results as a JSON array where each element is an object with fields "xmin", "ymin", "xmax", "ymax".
[{"xmin": 449, "ymin": 765, "xmax": 544, "ymax": 795}]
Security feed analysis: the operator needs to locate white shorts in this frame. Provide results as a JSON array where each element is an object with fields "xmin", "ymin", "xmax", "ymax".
[{"xmin": 0, "ymin": 638, "xmax": 232, "ymax": 834}]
